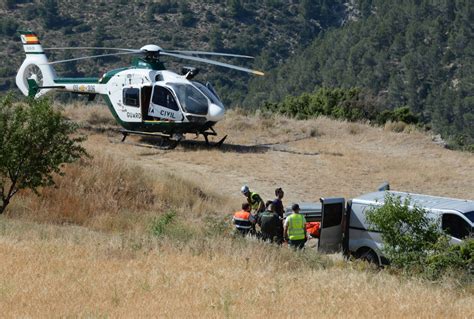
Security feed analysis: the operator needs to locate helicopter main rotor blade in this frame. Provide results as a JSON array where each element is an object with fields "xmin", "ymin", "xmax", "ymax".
[
  {"xmin": 166, "ymin": 50, "xmax": 254, "ymax": 59},
  {"xmin": 44, "ymin": 51, "xmax": 140, "ymax": 65},
  {"xmin": 160, "ymin": 51, "xmax": 264, "ymax": 76},
  {"xmin": 44, "ymin": 47, "xmax": 137, "ymax": 52}
]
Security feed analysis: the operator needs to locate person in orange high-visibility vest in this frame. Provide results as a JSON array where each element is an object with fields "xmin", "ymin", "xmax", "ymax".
[
  {"xmin": 232, "ymin": 203, "xmax": 255, "ymax": 236},
  {"xmin": 284, "ymin": 203, "xmax": 307, "ymax": 249}
]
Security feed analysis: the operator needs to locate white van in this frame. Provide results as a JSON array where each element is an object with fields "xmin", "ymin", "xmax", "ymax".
[{"xmin": 292, "ymin": 191, "xmax": 474, "ymax": 265}]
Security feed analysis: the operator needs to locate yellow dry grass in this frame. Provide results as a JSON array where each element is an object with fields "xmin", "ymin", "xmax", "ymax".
[
  {"xmin": 0, "ymin": 219, "xmax": 472, "ymax": 318},
  {"xmin": 106, "ymin": 109, "xmax": 472, "ymax": 205},
  {"xmin": 1, "ymin": 104, "xmax": 473, "ymax": 317}
]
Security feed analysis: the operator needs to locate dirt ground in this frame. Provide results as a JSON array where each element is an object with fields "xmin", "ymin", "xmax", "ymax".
[{"xmin": 84, "ymin": 113, "xmax": 473, "ymax": 209}]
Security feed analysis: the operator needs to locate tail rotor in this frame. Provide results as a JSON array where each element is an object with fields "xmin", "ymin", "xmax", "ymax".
[{"xmin": 16, "ymin": 31, "xmax": 57, "ymax": 97}]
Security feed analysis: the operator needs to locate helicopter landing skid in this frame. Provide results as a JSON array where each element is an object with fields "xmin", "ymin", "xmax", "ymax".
[
  {"xmin": 201, "ymin": 127, "xmax": 227, "ymax": 147},
  {"xmin": 119, "ymin": 129, "xmax": 179, "ymax": 150}
]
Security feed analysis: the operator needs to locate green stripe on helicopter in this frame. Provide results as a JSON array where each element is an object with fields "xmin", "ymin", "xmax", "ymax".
[{"xmin": 54, "ymin": 78, "xmax": 99, "ymax": 84}]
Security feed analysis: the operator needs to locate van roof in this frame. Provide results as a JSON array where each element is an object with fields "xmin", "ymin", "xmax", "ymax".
[
  {"xmin": 353, "ymin": 191, "xmax": 474, "ymax": 214},
  {"xmin": 285, "ymin": 202, "xmax": 322, "ymax": 213}
]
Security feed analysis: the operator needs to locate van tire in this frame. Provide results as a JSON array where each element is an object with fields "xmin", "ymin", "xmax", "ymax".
[{"xmin": 359, "ymin": 249, "xmax": 380, "ymax": 266}]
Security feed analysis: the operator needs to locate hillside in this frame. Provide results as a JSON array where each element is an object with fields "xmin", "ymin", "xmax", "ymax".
[
  {"xmin": 0, "ymin": 0, "xmax": 346, "ymax": 103},
  {"xmin": 245, "ymin": 0, "xmax": 474, "ymax": 149},
  {"xmin": 0, "ymin": 104, "xmax": 473, "ymax": 317},
  {"xmin": 2, "ymin": 1, "xmax": 470, "ymax": 147}
]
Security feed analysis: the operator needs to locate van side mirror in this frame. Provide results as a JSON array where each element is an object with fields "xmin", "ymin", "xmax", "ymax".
[{"xmin": 377, "ymin": 182, "xmax": 390, "ymax": 191}]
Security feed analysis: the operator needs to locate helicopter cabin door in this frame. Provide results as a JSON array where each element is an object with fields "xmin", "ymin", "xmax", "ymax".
[
  {"xmin": 140, "ymin": 86, "xmax": 152, "ymax": 121},
  {"xmin": 148, "ymin": 85, "xmax": 183, "ymax": 121}
]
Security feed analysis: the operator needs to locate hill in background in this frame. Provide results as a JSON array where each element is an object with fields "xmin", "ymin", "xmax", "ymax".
[
  {"xmin": 246, "ymin": 0, "xmax": 473, "ymax": 149},
  {"xmin": 1, "ymin": 0, "xmax": 472, "ymax": 148},
  {"xmin": 0, "ymin": 0, "xmax": 346, "ymax": 103}
]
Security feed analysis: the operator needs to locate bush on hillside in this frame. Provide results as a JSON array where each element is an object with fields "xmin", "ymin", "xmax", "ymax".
[
  {"xmin": 366, "ymin": 194, "xmax": 473, "ymax": 281},
  {"xmin": 263, "ymin": 87, "xmax": 419, "ymax": 126}
]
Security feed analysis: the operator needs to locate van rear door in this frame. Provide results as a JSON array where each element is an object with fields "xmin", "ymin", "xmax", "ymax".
[{"xmin": 318, "ymin": 197, "xmax": 345, "ymax": 253}]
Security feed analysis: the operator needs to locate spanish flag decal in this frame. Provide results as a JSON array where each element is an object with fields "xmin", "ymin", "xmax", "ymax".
[{"xmin": 21, "ymin": 34, "xmax": 40, "ymax": 44}]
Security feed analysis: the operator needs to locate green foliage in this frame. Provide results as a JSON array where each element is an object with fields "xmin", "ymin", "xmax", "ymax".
[
  {"xmin": 246, "ymin": 0, "xmax": 473, "ymax": 150},
  {"xmin": 0, "ymin": 94, "xmax": 87, "ymax": 214},
  {"xmin": 150, "ymin": 211, "xmax": 196, "ymax": 242},
  {"xmin": 150, "ymin": 211, "xmax": 176, "ymax": 237},
  {"xmin": 0, "ymin": 17, "xmax": 19, "ymax": 37},
  {"xmin": 366, "ymin": 194, "xmax": 473, "ymax": 281},
  {"xmin": 2, "ymin": 0, "xmax": 16, "ymax": 10},
  {"xmin": 39, "ymin": 0, "xmax": 60, "ymax": 29},
  {"xmin": 366, "ymin": 194, "xmax": 443, "ymax": 270},
  {"xmin": 424, "ymin": 239, "xmax": 474, "ymax": 280},
  {"xmin": 0, "ymin": 1, "xmax": 344, "ymax": 107},
  {"xmin": 262, "ymin": 87, "xmax": 419, "ymax": 126}
]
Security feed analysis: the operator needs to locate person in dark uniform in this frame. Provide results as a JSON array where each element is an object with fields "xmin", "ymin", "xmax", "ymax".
[
  {"xmin": 258, "ymin": 203, "xmax": 283, "ymax": 244},
  {"xmin": 272, "ymin": 187, "xmax": 285, "ymax": 240},
  {"xmin": 272, "ymin": 187, "xmax": 285, "ymax": 218}
]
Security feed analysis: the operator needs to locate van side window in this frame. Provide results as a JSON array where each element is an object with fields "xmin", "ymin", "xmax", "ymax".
[
  {"xmin": 123, "ymin": 88, "xmax": 140, "ymax": 107},
  {"xmin": 442, "ymin": 214, "xmax": 470, "ymax": 239}
]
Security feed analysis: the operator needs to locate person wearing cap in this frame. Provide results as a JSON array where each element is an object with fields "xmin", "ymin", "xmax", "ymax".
[
  {"xmin": 284, "ymin": 203, "xmax": 307, "ymax": 249},
  {"xmin": 241, "ymin": 185, "xmax": 265, "ymax": 216}
]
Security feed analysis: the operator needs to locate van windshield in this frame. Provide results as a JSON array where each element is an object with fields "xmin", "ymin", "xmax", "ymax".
[{"xmin": 464, "ymin": 211, "xmax": 474, "ymax": 223}]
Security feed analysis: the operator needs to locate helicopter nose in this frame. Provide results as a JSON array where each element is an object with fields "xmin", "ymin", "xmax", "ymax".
[{"xmin": 208, "ymin": 103, "xmax": 225, "ymax": 121}]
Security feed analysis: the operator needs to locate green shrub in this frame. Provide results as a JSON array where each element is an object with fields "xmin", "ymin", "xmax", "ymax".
[
  {"xmin": 424, "ymin": 239, "xmax": 474, "ymax": 280},
  {"xmin": 150, "ymin": 211, "xmax": 176, "ymax": 237},
  {"xmin": 366, "ymin": 194, "xmax": 473, "ymax": 281},
  {"xmin": 263, "ymin": 88, "xmax": 421, "ymax": 127},
  {"xmin": 366, "ymin": 194, "xmax": 443, "ymax": 271},
  {"xmin": 150, "ymin": 211, "xmax": 197, "ymax": 242}
]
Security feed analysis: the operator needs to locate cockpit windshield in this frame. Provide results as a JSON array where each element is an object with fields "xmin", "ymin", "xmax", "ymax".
[
  {"xmin": 168, "ymin": 83, "xmax": 208, "ymax": 115},
  {"xmin": 192, "ymin": 81, "xmax": 223, "ymax": 107}
]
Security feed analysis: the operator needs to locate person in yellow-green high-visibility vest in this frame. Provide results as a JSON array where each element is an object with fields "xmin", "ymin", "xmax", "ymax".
[
  {"xmin": 284, "ymin": 203, "xmax": 307, "ymax": 249},
  {"xmin": 241, "ymin": 185, "xmax": 265, "ymax": 215}
]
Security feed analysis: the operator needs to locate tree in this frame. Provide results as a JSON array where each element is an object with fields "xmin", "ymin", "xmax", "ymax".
[
  {"xmin": 40, "ymin": 0, "xmax": 61, "ymax": 29},
  {"xmin": 0, "ymin": 94, "xmax": 87, "ymax": 214},
  {"xmin": 366, "ymin": 194, "xmax": 445, "ymax": 270}
]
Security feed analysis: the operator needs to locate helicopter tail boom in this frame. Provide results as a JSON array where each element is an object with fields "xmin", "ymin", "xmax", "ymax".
[{"xmin": 16, "ymin": 31, "xmax": 57, "ymax": 98}]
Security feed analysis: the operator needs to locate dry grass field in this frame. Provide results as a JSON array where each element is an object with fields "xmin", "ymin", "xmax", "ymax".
[{"xmin": 1, "ymin": 103, "xmax": 473, "ymax": 317}]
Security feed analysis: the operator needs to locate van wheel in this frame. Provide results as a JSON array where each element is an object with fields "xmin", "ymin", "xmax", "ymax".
[{"xmin": 360, "ymin": 249, "xmax": 379, "ymax": 266}]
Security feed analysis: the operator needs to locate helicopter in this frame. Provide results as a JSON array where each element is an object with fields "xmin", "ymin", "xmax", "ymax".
[{"xmin": 15, "ymin": 31, "xmax": 264, "ymax": 149}]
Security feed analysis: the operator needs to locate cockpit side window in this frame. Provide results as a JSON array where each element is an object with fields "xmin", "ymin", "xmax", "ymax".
[{"xmin": 152, "ymin": 86, "xmax": 179, "ymax": 111}]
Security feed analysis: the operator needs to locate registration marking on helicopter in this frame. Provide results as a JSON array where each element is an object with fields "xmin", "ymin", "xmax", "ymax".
[{"xmin": 73, "ymin": 84, "xmax": 96, "ymax": 93}]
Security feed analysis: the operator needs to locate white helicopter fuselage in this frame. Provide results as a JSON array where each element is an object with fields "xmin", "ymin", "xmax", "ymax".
[{"xmin": 15, "ymin": 31, "xmax": 262, "ymax": 142}]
